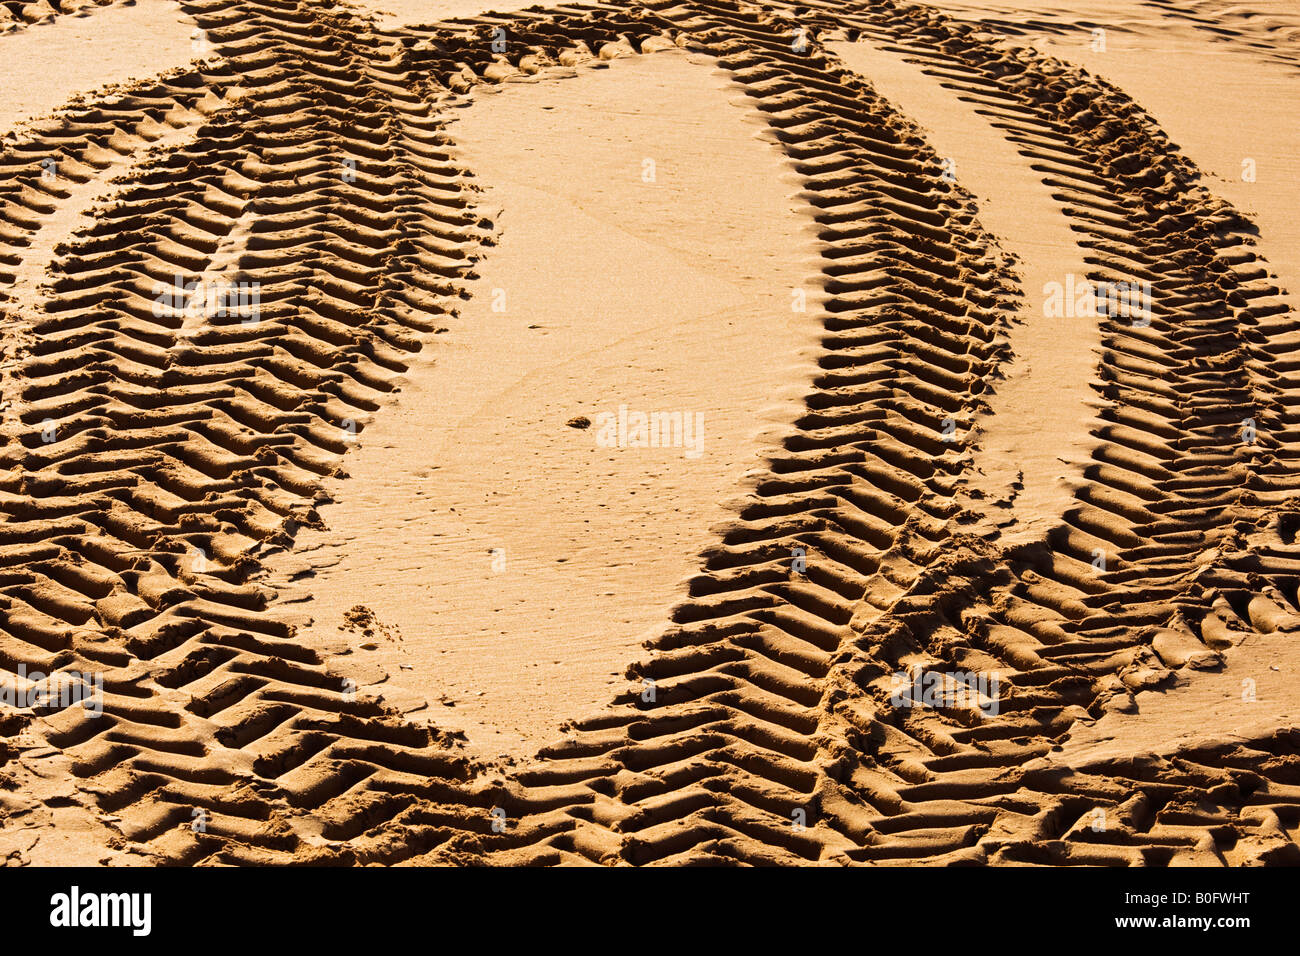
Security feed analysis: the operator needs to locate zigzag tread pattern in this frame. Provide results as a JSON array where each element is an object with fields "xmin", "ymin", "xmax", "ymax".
[{"xmin": 0, "ymin": 0, "xmax": 1297, "ymax": 866}]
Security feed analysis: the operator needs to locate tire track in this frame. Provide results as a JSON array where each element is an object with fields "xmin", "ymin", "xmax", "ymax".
[
  {"xmin": 1, "ymin": 0, "xmax": 1297, "ymax": 867},
  {"xmin": 1, "ymin": 0, "xmax": 128, "ymax": 30}
]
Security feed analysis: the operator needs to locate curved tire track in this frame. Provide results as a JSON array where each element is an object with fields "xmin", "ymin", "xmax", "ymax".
[{"xmin": 0, "ymin": 0, "xmax": 1297, "ymax": 867}]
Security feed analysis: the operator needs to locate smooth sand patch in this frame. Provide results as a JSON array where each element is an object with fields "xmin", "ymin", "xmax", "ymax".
[
  {"xmin": 1053, "ymin": 630, "xmax": 1300, "ymax": 766},
  {"xmin": 271, "ymin": 51, "xmax": 824, "ymax": 760}
]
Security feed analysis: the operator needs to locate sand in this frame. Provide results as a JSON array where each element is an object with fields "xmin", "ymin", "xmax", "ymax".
[
  {"xmin": 1, "ymin": 0, "xmax": 1300, "ymax": 867},
  {"xmin": 269, "ymin": 49, "xmax": 823, "ymax": 759},
  {"xmin": 829, "ymin": 35, "xmax": 1101, "ymax": 547},
  {"xmin": 0, "ymin": 0, "xmax": 203, "ymax": 135}
]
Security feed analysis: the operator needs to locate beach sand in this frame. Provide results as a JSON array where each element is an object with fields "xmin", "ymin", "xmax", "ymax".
[{"xmin": 1, "ymin": 0, "xmax": 1299, "ymax": 866}]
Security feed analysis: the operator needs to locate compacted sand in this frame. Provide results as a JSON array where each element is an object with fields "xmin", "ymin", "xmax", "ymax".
[{"xmin": 2, "ymin": 0, "xmax": 1300, "ymax": 866}]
